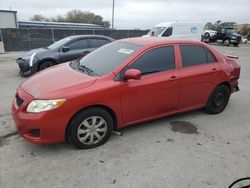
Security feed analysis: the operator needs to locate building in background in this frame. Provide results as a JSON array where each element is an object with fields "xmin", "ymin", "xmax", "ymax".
[
  {"xmin": 0, "ymin": 10, "xmax": 18, "ymax": 28},
  {"xmin": 18, "ymin": 21, "xmax": 104, "ymax": 30},
  {"xmin": 0, "ymin": 9, "xmax": 18, "ymax": 53}
]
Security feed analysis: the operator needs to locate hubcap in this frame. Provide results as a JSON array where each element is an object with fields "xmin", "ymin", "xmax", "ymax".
[
  {"xmin": 224, "ymin": 40, "xmax": 230, "ymax": 45},
  {"xmin": 213, "ymin": 93, "xmax": 225, "ymax": 107},
  {"xmin": 77, "ymin": 116, "xmax": 107, "ymax": 145}
]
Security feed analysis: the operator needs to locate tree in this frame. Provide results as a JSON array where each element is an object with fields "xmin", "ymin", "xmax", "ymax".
[
  {"xmin": 239, "ymin": 24, "xmax": 250, "ymax": 39},
  {"xmin": 30, "ymin": 14, "xmax": 50, "ymax": 22},
  {"xmin": 205, "ymin": 20, "xmax": 237, "ymax": 30},
  {"xmin": 31, "ymin": 9, "xmax": 110, "ymax": 27}
]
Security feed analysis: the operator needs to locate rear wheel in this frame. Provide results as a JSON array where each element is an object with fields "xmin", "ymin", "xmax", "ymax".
[
  {"xmin": 39, "ymin": 61, "xmax": 56, "ymax": 71},
  {"xmin": 205, "ymin": 85, "xmax": 230, "ymax": 114},
  {"xmin": 68, "ymin": 107, "xmax": 113, "ymax": 149}
]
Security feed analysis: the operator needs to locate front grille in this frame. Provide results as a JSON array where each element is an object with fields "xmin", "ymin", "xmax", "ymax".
[{"xmin": 16, "ymin": 95, "xmax": 24, "ymax": 107}]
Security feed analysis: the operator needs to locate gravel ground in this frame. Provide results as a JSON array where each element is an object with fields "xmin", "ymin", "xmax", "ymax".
[{"xmin": 0, "ymin": 44, "xmax": 250, "ymax": 188}]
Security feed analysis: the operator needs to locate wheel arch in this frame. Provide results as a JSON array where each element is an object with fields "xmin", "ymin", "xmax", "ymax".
[
  {"xmin": 38, "ymin": 58, "xmax": 58, "ymax": 69},
  {"xmin": 218, "ymin": 81, "xmax": 231, "ymax": 92},
  {"xmin": 206, "ymin": 81, "xmax": 231, "ymax": 104},
  {"xmin": 65, "ymin": 104, "xmax": 118, "ymax": 141}
]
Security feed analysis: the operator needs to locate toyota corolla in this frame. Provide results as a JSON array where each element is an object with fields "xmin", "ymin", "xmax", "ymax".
[{"xmin": 12, "ymin": 37, "xmax": 240, "ymax": 149}]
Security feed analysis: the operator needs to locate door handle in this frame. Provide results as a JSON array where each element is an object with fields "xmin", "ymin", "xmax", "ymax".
[
  {"xmin": 211, "ymin": 68, "xmax": 219, "ymax": 73},
  {"xmin": 168, "ymin": 75, "xmax": 178, "ymax": 81}
]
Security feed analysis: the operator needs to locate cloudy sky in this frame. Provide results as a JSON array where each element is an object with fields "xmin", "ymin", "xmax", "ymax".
[{"xmin": 1, "ymin": 0, "xmax": 249, "ymax": 29}]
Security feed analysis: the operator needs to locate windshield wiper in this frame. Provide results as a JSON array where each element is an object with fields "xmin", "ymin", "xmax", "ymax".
[{"xmin": 77, "ymin": 62, "xmax": 97, "ymax": 75}]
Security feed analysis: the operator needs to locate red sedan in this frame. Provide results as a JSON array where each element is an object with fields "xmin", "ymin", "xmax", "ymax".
[{"xmin": 12, "ymin": 37, "xmax": 240, "ymax": 149}]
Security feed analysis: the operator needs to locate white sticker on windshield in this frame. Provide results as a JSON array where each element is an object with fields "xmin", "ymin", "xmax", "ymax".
[{"xmin": 118, "ymin": 48, "xmax": 134, "ymax": 54}]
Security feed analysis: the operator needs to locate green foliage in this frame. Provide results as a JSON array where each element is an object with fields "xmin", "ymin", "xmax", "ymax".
[
  {"xmin": 239, "ymin": 24, "xmax": 250, "ymax": 39},
  {"xmin": 205, "ymin": 20, "xmax": 237, "ymax": 30},
  {"xmin": 30, "ymin": 14, "xmax": 50, "ymax": 22},
  {"xmin": 30, "ymin": 9, "xmax": 110, "ymax": 27}
]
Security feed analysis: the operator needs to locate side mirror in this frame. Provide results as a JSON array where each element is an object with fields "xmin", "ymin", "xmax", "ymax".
[
  {"xmin": 62, "ymin": 46, "xmax": 70, "ymax": 52},
  {"xmin": 124, "ymin": 69, "xmax": 141, "ymax": 80}
]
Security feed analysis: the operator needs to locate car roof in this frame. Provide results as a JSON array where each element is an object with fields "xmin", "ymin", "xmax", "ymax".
[
  {"xmin": 67, "ymin": 35, "xmax": 114, "ymax": 41},
  {"xmin": 119, "ymin": 37, "xmax": 206, "ymax": 47}
]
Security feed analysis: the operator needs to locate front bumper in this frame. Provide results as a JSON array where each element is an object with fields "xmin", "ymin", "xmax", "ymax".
[
  {"xmin": 11, "ymin": 87, "xmax": 68, "ymax": 144},
  {"xmin": 16, "ymin": 58, "xmax": 38, "ymax": 77}
]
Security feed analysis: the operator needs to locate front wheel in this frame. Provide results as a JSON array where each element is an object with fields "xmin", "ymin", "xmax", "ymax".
[
  {"xmin": 68, "ymin": 108, "xmax": 113, "ymax": 149},
  {"xmin": 39, "ymin": 61, "xmax": 56, "ymax": 71},
  {"xmin": 205, "ymin": 85, "xmax": 230, "ymax": 114}
]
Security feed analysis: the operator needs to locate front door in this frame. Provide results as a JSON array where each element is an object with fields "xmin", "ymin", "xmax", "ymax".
[{"xmin": 120, "ymin": 46, "xmax": 181, "ymax": 124}]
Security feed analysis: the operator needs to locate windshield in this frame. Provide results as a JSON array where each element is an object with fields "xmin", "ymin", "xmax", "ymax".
[
  {"xmin": 47, "ymin": 37, "xmax": 72, "ymax": 49},
  {"xmin": 79, "ymin": 41, "xmax": 142, "ymax": 76},
  {"xmin": 148, "ymin": 27, "xmax": 166, "ymax": 36},
  {"xmin": 225, "ymin": 28, "xmax": 236, "ymax": 34}
]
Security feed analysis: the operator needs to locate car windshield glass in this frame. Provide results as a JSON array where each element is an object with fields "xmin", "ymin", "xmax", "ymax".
[
  {"xmin": 225, "ymin": 28, "xmax": 236, "ymax": 34},
  {"xmin": 79, "ymin": 41, "xmax": 142, "ymax": 76},
  {"xmin": 148, "ymin": 27, "xmax": 166, "ymax": 36},
  {"xmin": 47, "ymin": 37, "xmax": 72, "ymax": 49}
]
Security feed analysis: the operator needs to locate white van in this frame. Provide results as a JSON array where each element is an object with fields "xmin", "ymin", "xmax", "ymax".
[{"xmin": 144, "ymin": 21, "xmax": 204, "ymax": 40}]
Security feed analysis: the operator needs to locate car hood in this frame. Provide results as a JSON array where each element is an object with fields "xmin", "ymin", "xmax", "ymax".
[
  {"xmin": 19, "ymin": 48, "xmax": 48, "ymax": 58},
  {"xmin": 21, "ymin": 63, "xmax": 97, "ymax": 99},
  {"xmin": 232, "ymin": 33, "xmax": 241, "ymax": 37}
]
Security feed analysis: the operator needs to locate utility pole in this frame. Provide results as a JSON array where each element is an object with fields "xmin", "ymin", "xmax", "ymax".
[{"xmin": 112, "ymin": 0, "xmax": 115, "ymax": 29}]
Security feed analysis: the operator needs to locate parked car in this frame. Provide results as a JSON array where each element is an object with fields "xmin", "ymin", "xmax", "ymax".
[
  {"xmin": 12, "ymin": 37, "xmax": 240, "ymax": 149},
  {"xmin": 143, "ymin": 21, "xmax": 204, "ymax": 41},
  {"xmin": 202, "ymin": 27, "xmax": 242, "ymax": 46},
  {"xmin": 16, "ymin": 35, "xmax": 114, "ymax": 77},
  {"xmin": 201, "ymin": 29, "xmax": 217, "ymax": 42}
]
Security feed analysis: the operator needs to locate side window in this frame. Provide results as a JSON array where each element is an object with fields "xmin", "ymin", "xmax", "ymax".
[
  {"xmin": 68, "ymin": 39, "xmax": 89, "ymax": 50},
  {"xmin": 90, "ymin": 38, "xmax": 110, "ymax": 48},
  {"xmin": 162, "ymin": 27, "xmax": 173, "ymax": 37},
  {"xmin": 207, "ymin": 50, "xmax": 216, "ymax": 63},
  {"xmin": 130, "ymin": 46, "xmax": 175, "ymax": 75},
  {"xmin": 180, "ymin": 45, "xmax": 215, "ymax": 67}
]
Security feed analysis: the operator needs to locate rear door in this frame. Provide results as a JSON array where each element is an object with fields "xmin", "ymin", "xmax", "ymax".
[
  {"xmin": 120, "ymin": 45, "xmax": 181, "ymax": 124},
  {"xmin": 178, "ymin": 44, "xmax": 220, "ymax": 109},
  {"xmin": 59, "ymin": 38, "xmax": 90, "ymax": 63}
]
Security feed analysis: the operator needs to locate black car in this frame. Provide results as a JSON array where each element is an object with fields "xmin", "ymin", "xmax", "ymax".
[
  {"xmin": 202, "ymin": 28, "xmax": 241, "ymax": 46},
  {"xmin": 17, "ymin": 35, "xmax": 114, "ymax": 77}
]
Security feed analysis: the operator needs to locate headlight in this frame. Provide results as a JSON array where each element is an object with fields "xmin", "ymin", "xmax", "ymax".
[
  {"xmin": 231, "ymin": 36, "xmax": 236, "ymax": 39},
  {"xmin": 27, "ymin": 99, "xmax": 66, "ymax": 113},
  {"xmin": 29, "ymin": 52, "xmax": 37, "ymax": 67}
]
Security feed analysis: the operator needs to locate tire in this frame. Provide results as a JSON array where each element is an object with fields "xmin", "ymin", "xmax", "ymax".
[
  {"xmin": 233, "ymin": 43, "xmax": 239, "ymax": 47},
  {"xmin": 39, "ymin": 61, "xmax": 56, "ymax": 71},
  {"xmin": 204, "ymin": 32, "xmax": 210, "ymax": 39},
  {"xmin": 223, "ymin": 39, "xmax": 230, "ymax": 46},
  {"xmin": 68, "ymin": 107, "xmax": 113, "ymax": 149},
  {"xmin": 205, "ymin": 85, "xmax": 230, "ymax": 114}
]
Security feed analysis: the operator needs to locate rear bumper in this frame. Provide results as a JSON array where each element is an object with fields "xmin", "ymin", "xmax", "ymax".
[{"xmin": 234, "ymin": 84, "xmax": 240, "ymax": 92}]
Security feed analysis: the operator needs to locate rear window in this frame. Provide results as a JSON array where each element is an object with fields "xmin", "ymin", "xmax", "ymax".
[{"xmin": 180, "ymin": 45, "xmax": 216, "ymax": 67}]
